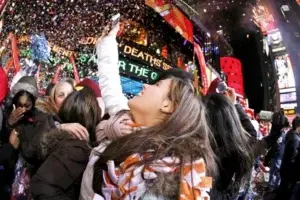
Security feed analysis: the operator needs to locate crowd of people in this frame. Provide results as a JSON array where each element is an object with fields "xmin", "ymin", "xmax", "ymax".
[{"xmin": 0, "ymin": 25, "xmax": 299, "ymax": 200}]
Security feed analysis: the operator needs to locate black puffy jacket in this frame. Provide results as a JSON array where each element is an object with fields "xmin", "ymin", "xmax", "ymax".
[
  {"xmin": 31, "ymin": 129, "xmax": 91, "ymax": 200},
  {"xmin": 280, "ymin": 131, "xmax": 300, "ymax": 181}
]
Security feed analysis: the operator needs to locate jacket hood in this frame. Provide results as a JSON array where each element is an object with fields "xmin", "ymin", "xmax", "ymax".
[
  {"xmin": 38, "ymin": 129, "xmax": 73, "ymax": 160},
  {"xmin": 10, "ymin": 76, "xmax": 38, "ymax": 99}
]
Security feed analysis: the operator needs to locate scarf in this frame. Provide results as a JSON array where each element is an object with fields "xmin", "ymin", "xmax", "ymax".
[{"xmin": 100, "ymin": 153, "xmax": 212, "ymax": 200}]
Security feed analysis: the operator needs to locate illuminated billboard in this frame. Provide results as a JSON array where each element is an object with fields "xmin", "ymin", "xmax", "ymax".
[
  {"xmin": 267, "ymin": 30, "xmax": 286, "ymax": 53},
  {"xmin": 146, "ymin": 0, "xmax": 194, "ymax": 43},
  {"xmin": 274, "ymin": 54, "xmax": 296, "ymax": 90},
  {"xmin": 280, "ymin": 92, "xmax": 297, "ymax": 103},
  {"xmin": 252, "ymin": 6, "xmax": 276, "ymax": 34}
]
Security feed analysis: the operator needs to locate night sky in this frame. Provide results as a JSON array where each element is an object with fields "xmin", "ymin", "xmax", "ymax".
[{"xmin": 188, "ymin": 0, "xmax": 265, "ymax": 112}]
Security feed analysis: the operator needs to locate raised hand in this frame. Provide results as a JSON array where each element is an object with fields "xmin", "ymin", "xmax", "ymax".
[
  {"xmin": 8, "ymin": 105, "xmax": 26, "ymax": 126},
  {"xmin": 60, "ymin": 123, "xmax": 89, "ymax": 141}
]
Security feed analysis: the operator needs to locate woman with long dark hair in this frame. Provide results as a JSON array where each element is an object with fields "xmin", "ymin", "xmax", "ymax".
[
  {"xmin": 204, "ymin": 93, "xmax": 254, "ymax": 200},
  {"xmin": 31, "ymin": 88, "xmax": 102, "ymax": 200},
  {"xmin": 79, "ymin": 25, "xmax": 216, "ymax": 200}
]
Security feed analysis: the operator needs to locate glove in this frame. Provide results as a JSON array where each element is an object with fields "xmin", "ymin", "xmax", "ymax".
[{"xmin": 80, "ymin": 141, "xmax": 111, "ymax": 200}]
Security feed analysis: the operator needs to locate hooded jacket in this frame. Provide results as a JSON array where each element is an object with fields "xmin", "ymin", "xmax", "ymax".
[
  {"xmin": 280, "ymin": 130, "xmax": 300, "ymax": 181},
  {"xmin": 31, "ymin": 129, "xmax": 91, "ymax": 200},
  {"xmin": 4, "ymin": 76, "xmax": 55, "ymax": 169},
  {"xmin": 9, "ymin": 76, "xmax": 39, "ymax": 100}
]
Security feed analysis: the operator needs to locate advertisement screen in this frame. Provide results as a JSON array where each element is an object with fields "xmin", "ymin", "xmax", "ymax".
[
  {"xmin": 252, "ymin": 6, "xmax": 276, "ymax": 34},
  {"xmin": 274, "ymin": 55, "xmax": 296, "ymax": 89},
  {"xmin": 146, "ymin": 0, "xmax": 194, "ymax": 42},
  {"xmin": 119, "ymin": 21, "xmax": 148, "ymax": 46},
  {"xmin": 280, "ymin": 92, "xmax": 297, "ymax": 103},
  {"xmin": 267, "ymin": 31, "xmax": 286, "ymax": 53},
  {"xmin": 281, "ymin": 103, "xmax": 297, "ymax": 109}
]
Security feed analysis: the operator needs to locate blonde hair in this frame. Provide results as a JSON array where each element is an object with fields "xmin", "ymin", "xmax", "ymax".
[{"xmin": 50, "ymin": 78, "xmax": 76, "ymax": 102}]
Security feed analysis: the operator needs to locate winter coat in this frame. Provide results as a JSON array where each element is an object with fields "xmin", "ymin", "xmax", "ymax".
[
  {"xmin": 280, "ymin": 131, "xmax": 300, "ymax": 181},
  {"xmin": 3, "ymin": 76, "xmax": 56, "ymax": 170},
  {"xmin": 0, "ymin": 107, "xmax": 3, "ymax": 135},
  {"xmin": 97, "ymin": 34, "xmax": 129, "ymax": 116},
  {"xmin": 0, "ymin": 143, "xmax": 16, "ymax": 199},
  {"xmin": 31, "ymin": 129, "xmax": 91, "ymax": 200},
  {"xmin": 209, "ymin": 156, "xmax": 241, "ymax": 200},
  {"xmin": 80, "ymin": 35, "xmax": 167, "ymax": 200},
  {"xmin": 17, "ymin": 110, "xmax": 56, "ymax": 169},
  {"xmin": 0, "ymin": 67, "xmax": 8, "ymax": 133},
  {"xmin": 81, "ymin": 33, "xmax": 213, "ymax": 200},
  {"xmin": 0, "ymin": 67, "xmax": 8, "ymax": 105}
]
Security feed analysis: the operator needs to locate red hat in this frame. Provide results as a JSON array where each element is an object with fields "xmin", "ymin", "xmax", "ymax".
[
  {"xmin": 206, "ymin": 78, "xmax": 221, "ymax": 95},
  {"xmin": 76, "ymin": 78, "xmax": 101, "ymax": 98}
]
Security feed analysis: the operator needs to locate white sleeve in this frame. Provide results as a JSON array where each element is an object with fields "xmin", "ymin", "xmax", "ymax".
[
  {"xmin": 93, "ymin": 194, "xmax": 104, "ymax": 200},
  {"xmin": 96, "ymin": 36, "xmax": 129, "ymax": 116}
]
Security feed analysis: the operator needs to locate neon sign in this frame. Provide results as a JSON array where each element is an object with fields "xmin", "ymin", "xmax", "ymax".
[{"xmin": 119, "ymin": 57, "xmax": 159, "ymax": 83}]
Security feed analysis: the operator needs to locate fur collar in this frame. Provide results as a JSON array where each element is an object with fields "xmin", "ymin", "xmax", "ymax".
[
  {"xmin": 145, "ymin": 172, "xmax": 180, "ymax": 198},
  {"xmin": 38, "ymin": 129, "xmax": 73, "ymax": 160},
  {"xmin": 35, "ymin": 97, "xmax": 58, "ymax": 116}
]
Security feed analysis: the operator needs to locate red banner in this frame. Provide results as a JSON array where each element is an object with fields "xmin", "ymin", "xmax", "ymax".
[
  {"xmin": 194, "ymin": 43, "xmax": 208, "ymax": 94},
  {"xmin": 297, "ymin": 0, "xmax": 300, "ymax": 6},
  {"xmin": 146, "ymin": 0, "xmax": 194, "ymax": 43},
  {"xmin": 0, "ymin": 0, "xmax": 7, "ymax": 13}
]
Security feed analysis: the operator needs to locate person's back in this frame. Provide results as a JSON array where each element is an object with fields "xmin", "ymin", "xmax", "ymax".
[
  {"xmin": 276, "ymin": 116, "xmax": 300, "ymax": 199},
  {"xmin": 31, "ymin": 129, "xmax": 90, "ymax": 199},
  {"xmin": 31, "ymin": 88, "xmax": 101, "ymax": 200},
  {"xmin": 204, "ymin": 94, "xmax": 254, "ymax": 200}
]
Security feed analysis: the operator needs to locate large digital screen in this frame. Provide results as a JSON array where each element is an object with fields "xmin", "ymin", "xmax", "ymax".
[
  {"xmin": 274, "ymin": 54, "xmax": 296, "ymax": 90},
  {"xmin": 281, "ymin": 102, "xmax": 297, "ymax": 109},
  {"xmin": 280, "ymin": 92, "xmax": 297, "ymax": 103},
  {"xmin": 267, "ymin": 30, "xmax": 286, "ymax": 53}
]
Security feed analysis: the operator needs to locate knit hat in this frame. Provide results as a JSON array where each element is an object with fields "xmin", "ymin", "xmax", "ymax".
[
  {"xmin": 76, "ymin": 78, "xmax": 101, "ymax": 98},
  {"xmin": 10, "ymin": 76, "xmax": 38, "ymax": 98},
  {"xmin": 76, "ymin": 78, "xmax": 105, "ymax": 117}
]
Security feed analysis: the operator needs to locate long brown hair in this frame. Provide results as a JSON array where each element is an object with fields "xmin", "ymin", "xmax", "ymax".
[
  {"xmin": 93, "ymin": 71, "xmax": 217, "ymax": 193},
  {"xmin": 58, "ymin": 87, "xmax": 101, "ymax": 147}
]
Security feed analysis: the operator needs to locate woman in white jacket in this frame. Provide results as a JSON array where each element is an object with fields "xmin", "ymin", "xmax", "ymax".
[{"xmin": 80, "ymin": 25, "xmax": 216, "ymax": 200}]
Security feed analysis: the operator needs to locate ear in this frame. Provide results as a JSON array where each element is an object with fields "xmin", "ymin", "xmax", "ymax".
[{"xmin": 160, "ymin": 99, "xmax": 174, "ymax": 114}]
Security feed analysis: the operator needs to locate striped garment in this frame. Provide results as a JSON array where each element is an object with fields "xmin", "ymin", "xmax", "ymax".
[{"xmin": 100, "ymin": 153, "xmax": 212, "ymax": 200}]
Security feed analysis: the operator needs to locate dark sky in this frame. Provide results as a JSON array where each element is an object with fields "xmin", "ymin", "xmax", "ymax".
[{"xmin": 187, "ymin": 0, "xmax": 265, "ymax": 112}]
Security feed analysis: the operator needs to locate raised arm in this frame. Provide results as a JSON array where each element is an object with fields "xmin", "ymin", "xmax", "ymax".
[{"xmin": 96, "ymin": 25, "xmax": 129, "ymax": 116}]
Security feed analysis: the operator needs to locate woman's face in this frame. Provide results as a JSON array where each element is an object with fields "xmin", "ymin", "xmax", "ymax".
[
  {"xmin": 54, "ymin": 82, "xmax": 74, "ymax": 108},
  {"xmin": 128, "ymin": 79, "xmax": 173, "ymax": 120},
  {"xmin": 17, "ymin": 95, "xmax": 33, "ymax": 112}
]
